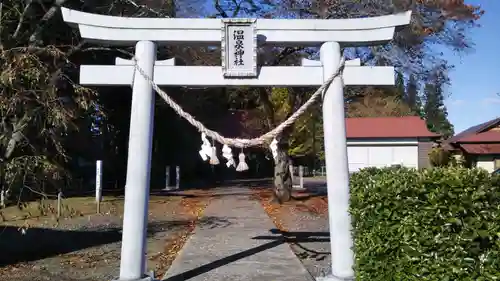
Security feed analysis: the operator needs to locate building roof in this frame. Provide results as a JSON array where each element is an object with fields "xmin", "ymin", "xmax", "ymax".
[
  {"xmin": 459, "ymin": 143, "xmax": 500, "ymax": 154},
  {"xmin": 345, "ymin": 116, "xmax": 439, "ymax": 139},
  {"xmin": 447, "ymin": 117, "xmax": 500, "ymax": 144},
  {"xmin": 221, "ymin": 113, "xmax": 440, "ymax": 140}
]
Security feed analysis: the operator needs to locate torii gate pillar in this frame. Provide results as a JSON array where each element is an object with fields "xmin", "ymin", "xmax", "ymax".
[
  {"xmin": 321, "ymin": 42, "xmax": 353, "ymax": 280},
  {"xmin": 120, "ymin": 41, "xmax": 157, "ymax": 280}
]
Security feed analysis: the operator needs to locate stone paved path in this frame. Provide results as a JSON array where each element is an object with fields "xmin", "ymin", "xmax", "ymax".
[
  {"xmin": 163, "ymin": 187, "xmax": 315, "ymax": 281},
  {"xmin": 253, "ymin": 179, "xmax": 332, "ymax": 278}
]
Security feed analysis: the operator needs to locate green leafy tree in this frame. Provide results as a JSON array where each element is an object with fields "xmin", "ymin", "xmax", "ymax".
[
  {"xmin": 245, "ymin": 87, "xmax": 324, "ymax": 159},
  {"xmin": 422, "ymin": 77, "xmax": 454, "ymax": 138},
  {"xmin": 405, "ymin": 74, "xmax": 422, "ymax": 115},
  {"xmin": 395, "ymin": 71, "xmax": 406, "ymax": 100},
  {"xmin": 235, "ymin": 86, "xmax": 322, "ymax": 202}
]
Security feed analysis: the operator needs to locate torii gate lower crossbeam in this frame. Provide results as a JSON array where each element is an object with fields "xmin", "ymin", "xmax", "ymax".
[{"xmin": 61, "ymin": 8, "xmax": 411, "ymax": 281}]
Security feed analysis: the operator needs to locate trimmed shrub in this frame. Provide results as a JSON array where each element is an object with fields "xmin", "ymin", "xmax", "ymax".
[
  {"xmin": 428, "ymin": 147, "xmax": 451, "ymax": 167},
  {"xmin": 350, "ymin": 167, "xmax": 500, "ymax": 281}
]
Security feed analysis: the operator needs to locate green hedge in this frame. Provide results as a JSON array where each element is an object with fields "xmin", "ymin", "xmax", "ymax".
[{"xmin": 350, "ymin": 167, "xmax": 500, "ymax": 281}]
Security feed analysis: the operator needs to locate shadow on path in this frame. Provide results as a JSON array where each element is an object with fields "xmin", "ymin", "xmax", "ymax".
[
  {"xmin": 0, "ymin": 216, "xmax": 234, "ymax": 267},
  {"xmin": 163, "ymin": 229, "xmax": 329, "ymax": 281},
  {"xmin": 0, "ymin": 225, "xmax": 122, "ymax": 266},
  {"xmin": 259, "ymin": 229, "xmax": 331, "ymax": 261}
]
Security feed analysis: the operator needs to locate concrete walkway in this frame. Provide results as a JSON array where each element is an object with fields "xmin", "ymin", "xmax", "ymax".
[{"xmin": 162, "ymin": 187, "xmax": 315, "ymax": 281}]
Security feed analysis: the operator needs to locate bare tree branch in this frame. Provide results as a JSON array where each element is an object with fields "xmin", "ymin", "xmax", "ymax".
[
  {"xmin": 13, "ymin": 1, "xmax": 33, "ymax": 39},
  {"xmin": 29, "ymin": 0, "xmax": 69, "ymax": 46},
  {"xmin": 0, "ymin": 3, "xmax": 3, "ymax": 49},
  {"xmin": 122, "ymin": 0, "xmax": 166, "ymax": 16},
  {"xmin": 214, "ymin": 0, "xmax": 229, "ymax": 17}
]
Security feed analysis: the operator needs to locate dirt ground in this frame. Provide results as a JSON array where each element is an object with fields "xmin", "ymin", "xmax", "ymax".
[
  {"xmin": 252, "ymin": 187, "xmax": 331, "ymax": 278},
  {"xmin": 0, "ymin": 189, "xmax": 213, "ymax": 281}
]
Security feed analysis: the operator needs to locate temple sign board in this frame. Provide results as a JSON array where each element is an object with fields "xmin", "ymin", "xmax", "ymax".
[
  {"xmin": 221, "ymin": 19, "xmax": 258, "ymax": 77},
  {"xmin": 61, "ymin": 8, "xmax": 411, "ymax": 281}
]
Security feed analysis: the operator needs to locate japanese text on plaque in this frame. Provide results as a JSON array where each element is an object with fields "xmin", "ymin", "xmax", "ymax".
[{"xmin": 233, "ymin": 29, "xmax": 245, "ymax": 66}]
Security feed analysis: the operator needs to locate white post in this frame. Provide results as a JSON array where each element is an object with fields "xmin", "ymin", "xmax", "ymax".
[
  {"xmin": 119, "ymin": 41, "xmax": 156, "ymax": 281},
  {"xmin": 299, "ymin": 165, "xmax": 304, "ymax": 189},
  {"xmin": 289, "ymin": 164, "xmax": 294, "ymax": 182},
  {"xmin": 0, "ymin": 189, "xmax": 5, "ymax": 208},
  {"xmin": 96, "ymin": 160, "xmax": 103, "ymax": 213},
  {"xmin": 175, "ymin": 166, "xmax": 180, "ymax": 190},
  {"xmin": 164, "ymin": 165, "xmax": 171, "ymax": 190},
  {"xmin": 320, "ymin": 41, "xmax": 354, "ymax": 280},
  {"xmin": 57, "ymin": 191, "xmax": 62, "ymax": 218}
]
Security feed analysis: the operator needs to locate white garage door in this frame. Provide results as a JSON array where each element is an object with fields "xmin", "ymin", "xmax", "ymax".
[{"xmin": 347, "ymin": 145, "xmax": 418, "ymax": 172}]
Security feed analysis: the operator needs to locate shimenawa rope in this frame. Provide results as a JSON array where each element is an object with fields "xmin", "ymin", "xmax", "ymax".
[{"xmin": 131, "ymin": 56, "xmax": 346, "ymax": 149}]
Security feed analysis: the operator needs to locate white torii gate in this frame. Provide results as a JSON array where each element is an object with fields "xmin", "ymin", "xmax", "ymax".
[{"xmin": 61, "ymin": 8, "xmax": 410, "ymax": 281}]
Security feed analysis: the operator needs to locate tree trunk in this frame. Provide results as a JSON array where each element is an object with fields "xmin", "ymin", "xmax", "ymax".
[{"xmin": 273, "ymin": 139, "xmax": 292, "ymax": 203}]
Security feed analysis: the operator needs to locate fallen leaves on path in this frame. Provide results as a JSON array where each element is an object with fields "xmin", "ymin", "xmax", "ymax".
[
  {"xmin": 293, "ymin": 196, "xmax": 329, "ymax": 215},
  {"xmin": 151, "ymin": 190, "xmax": 213, "ymax": 278},
  {"xmin": 252, "ymin": 189, "xmax": 329, "ymax": 231},
  {"xmin": 252, "ymin": 189, "xmax": 288, "ymax": 231},
  {"xmin": 59, "ymin": 250, "xmax": 119, "ymax": 269}
]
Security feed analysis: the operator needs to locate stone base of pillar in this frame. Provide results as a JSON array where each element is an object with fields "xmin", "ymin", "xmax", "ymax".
[
  {"xmin": 113, "ymin": 271, "xmax": 158, "ymax": 281},
  {"xmin": 316, "ymin": 275, "xmax": 354, "ymax": 281},
  {"xmin": 113, "ymin": 277, "xmax": 156, "ymax": 281}
]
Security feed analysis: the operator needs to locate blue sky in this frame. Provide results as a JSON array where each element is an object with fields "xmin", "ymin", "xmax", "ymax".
[{"xmin": 444, "ymin": 0, "xmax": 500, "ymax": 133}]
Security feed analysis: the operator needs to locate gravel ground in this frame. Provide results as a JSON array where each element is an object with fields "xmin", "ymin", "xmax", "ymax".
[
  {"xmin": 0, "ymin": 191, "xmax": 213, "ymax": 281},
  {"xmin": 253, "ymin": 180, "xmax": 331, "ymax": 279}
]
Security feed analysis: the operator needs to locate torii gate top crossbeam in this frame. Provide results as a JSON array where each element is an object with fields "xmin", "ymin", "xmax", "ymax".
[{"xmin": 61, "ymin": 8, "xmax": 411, "ymax": 46}]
